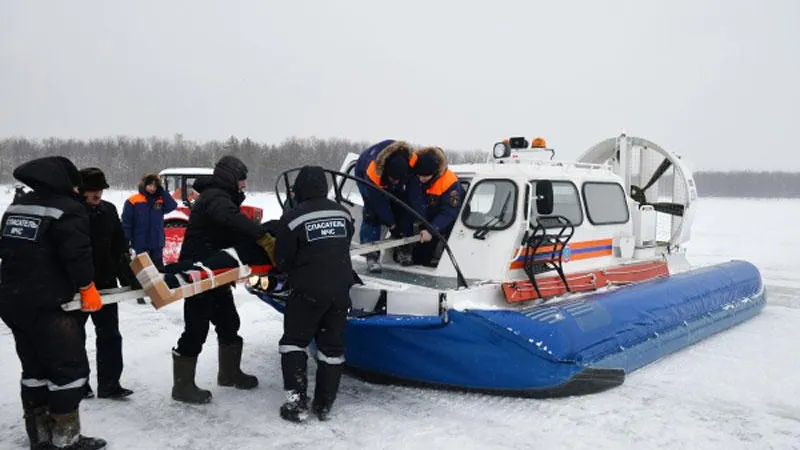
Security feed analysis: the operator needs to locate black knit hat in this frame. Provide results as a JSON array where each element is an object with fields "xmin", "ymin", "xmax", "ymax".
[
  {"xmin": 214, "ymin": 155, "xmax": 248, "ymax": 188},
  {"xmin": 413, "ymin": 151, "xmax": 439, "ymax": 177},
  {"xmin": 384, "ymin": 153, "xmax": 409, "ymax": 180},
  {"xmin": 80, "ymin": 167, "xmax": 110, "ymax": 192}
]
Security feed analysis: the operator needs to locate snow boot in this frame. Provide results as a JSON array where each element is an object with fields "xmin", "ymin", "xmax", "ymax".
[
  {"xmin": 394, "ymin": 245, "xmax": 414, "ymax": 266},
  {"xmin": 311, "ymin": 401, "xmax": 331, "ymax": 422},
  {"xmin": 311, "ymin": 359, "xmax": 343, "ymax": 421},
  {"xmin": 171, "ymin": 351, "xmax": 212, "ymax": 404},
  {"xmin": 49, "ymin": 410, "xmax": 106, "ymax": 450},
  {"xmin": 217, "ymin": 341, "xmax": 258, "ymax": 389},
  {"xmin": 279, "ymin": 391, "xmax": 309, "ymax": 423},
  {"xmin": 24, "ymin": 405, "xmax": 50, "ymax": 449}
]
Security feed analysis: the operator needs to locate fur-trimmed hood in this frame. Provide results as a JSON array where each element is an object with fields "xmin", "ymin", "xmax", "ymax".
[
  {"xmin": 413, "ymin": 146, "xmax": 448, "ymax": 179},
  {"xmin": 138, "ymin": 173, "xmax": 162, "ymax": 192},
  {"xmin": 374, "ymin": 140, "xmax": 415, "ymax": 179}
]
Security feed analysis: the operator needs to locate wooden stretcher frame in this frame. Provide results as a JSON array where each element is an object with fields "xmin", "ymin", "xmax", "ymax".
[{"xmin": 62, "ymin": 235, "xmax": 422, "ymax": 311}]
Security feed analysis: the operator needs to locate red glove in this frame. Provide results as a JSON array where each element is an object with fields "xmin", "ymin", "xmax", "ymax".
[{"xmin": 80, "ymin": 283, "xmax": 103, "ymax": 312}]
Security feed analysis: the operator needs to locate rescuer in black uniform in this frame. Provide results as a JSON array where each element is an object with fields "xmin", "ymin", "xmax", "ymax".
[
  {"xmin": 274, "ymin": 165, "xmax": 355, "ymax": 422},
  {"xmin": 0, "ymin": 156, "xmax": 106, "ymax": 449},
  {"xmin": 171, "ymin": 155, "xmax": 267, "ymax": 404},
  {"xmin": 77, "ymin": 167, "xmax": 136, "ymax": 400}
]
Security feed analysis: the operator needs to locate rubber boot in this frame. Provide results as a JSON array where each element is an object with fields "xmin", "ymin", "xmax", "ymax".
[
  {"xmin": 171, "ymin": 351, "xmax": 212, "ymax": 404},
  {"xmin": 280, "ymin": 351, "xmax": 309, "ymax": 422},
  {"xmin": 217, "ymin": 341, "xmax": 258, "ymax": 389},
  {"xmin": 24, "ymin": 405, "xmax": 50, "ymax": 449},
  {"xmin": 312, "ymin": 360, "xmax": 344, "ymax": 421},
  {"xmin": 50, "ymin": 410, "xmax": 106, "ymax": 450},
  {"xmin": 279, "ymin": 390, "xmax": 309, "ymax": 423}
]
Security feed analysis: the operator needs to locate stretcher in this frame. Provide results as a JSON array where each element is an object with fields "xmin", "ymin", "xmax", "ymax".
[{"xmin": 62, "ymin": 235, "xmax": 421, "ymax": 311}]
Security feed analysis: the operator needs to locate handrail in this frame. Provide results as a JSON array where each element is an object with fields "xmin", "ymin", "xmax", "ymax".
[{"xmin": 273, "ymin": 168, "xmax": 469, "ymax": 289}]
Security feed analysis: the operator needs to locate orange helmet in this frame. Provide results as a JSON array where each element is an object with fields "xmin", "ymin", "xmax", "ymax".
[{"xmin": 531, "ymin": 137, "xmax": 547, "ymax": 148}]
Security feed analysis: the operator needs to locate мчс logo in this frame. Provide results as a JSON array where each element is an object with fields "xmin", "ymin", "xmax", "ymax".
[
  {"xmin": 2, "ymin": 215, "xmax": 42, "ymax": 241},
  {"xmin": 305, "ymin": 218, "xmax": 347, "ymax": 242}
]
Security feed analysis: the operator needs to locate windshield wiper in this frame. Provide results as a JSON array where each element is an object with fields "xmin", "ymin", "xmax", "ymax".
[{"xmin": 473, "ymin": 191, "xmax": 512, "ymax": 240}]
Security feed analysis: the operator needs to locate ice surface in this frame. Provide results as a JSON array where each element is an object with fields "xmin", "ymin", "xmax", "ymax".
[{"xmin": 1, "ymin": 189, "xmax": 798, "ymax": 449}]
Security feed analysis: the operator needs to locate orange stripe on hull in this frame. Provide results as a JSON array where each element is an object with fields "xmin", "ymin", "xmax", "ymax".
[
  {"xmin": 509, "ymin": 238, "xmax": 614, "ymax": 269},
  {"xmin": 567, "ymin": 249, "xmax": 613, "ymax": 262},
  {"xmin": 502, "ymin": 260, "xmax": 669, "ymax": 303}
]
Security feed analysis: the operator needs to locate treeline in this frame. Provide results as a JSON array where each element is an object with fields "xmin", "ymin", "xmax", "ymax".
[
  {"xmin": 694, "ymin": 171, "xmax": 800, "ymax": 198},
  {"xmin": 1, "ymin": 136, "xmax": 797, "ymax": 197},
  {"xmin": 0, "ymin": 136, "xmax": 487, "ymax": 191}
]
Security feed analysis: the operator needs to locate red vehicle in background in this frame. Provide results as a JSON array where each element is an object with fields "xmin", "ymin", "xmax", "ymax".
[{"xmin": 159, "ymin": 168, "xmax": 264, "ymax": 264}]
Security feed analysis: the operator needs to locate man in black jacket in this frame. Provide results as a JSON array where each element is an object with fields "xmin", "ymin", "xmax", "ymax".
[
  {"xmin": 77, "ymin": 167, "xmax": 135, "ymax": 400},
  {"xmin": 171, "ymin": 155, "xmax": 266, "ymax": 404},
  {"xmin": 274, "ymin": 165, "xmax": 355, "ymax": 422},
  {"xmin": 0, "ymin": 156, "xmax": 106, "ymax": 449}
]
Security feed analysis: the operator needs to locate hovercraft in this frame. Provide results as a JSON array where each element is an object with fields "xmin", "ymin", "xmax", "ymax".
[{"xmin": 249, "ymin": 134, "xmax": 766, "ymax": 397}]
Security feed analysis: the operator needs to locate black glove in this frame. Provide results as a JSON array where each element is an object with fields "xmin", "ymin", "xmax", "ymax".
[
  {"xmin": 117, "ymin": 253, "xmax": 140, "ymax": 289},
  {"xmin": 260, "ymin": 219, "xmax": 282, "ymax": 237}
]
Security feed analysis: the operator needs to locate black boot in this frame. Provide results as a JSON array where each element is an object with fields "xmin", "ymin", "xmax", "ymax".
[
  {"xmin": 217, "ymin": 341, "xmax": 258, "ymax": 389},
  {"xmin": 394, "ymin": 245, "xmax": 414, "ymax": 266},
  {"xmin": 171, "ymin": 351, "xmax": 212, "ymax": 404},
  {"xmin": 312, "ymin": 359, "xmax": 344, "ymax": 421},
  {"xmin": 280, "ymin": 351, "xmax": 309, "ymax": 422},
  {"xmin": 24, "ymin": 405, "xmax": 50, "ymax": 449},
  {"xmin": 50, "ymin": 410, "xmax": 106, "ymax": 450},
  {"xmin": 279, "ymin": 391, "xmax": 309, "ymax": 423},
  {"xmin": 97, "ymin": 384, "xmax": 133, "ymax": 399}
]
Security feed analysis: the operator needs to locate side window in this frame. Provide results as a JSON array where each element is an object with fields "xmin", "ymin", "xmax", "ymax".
[
  {"xmin": 530, "ymin": 180, "xmax": 583, "ymax": 226},
  {"xmin": 186, "ymin": 176, "xmax": 209, "ymax": 203},
  {"xmin": 462, "ymin": 179, "xmax": 517, "ymax": 230},
  {"xmin": 161, "ymin": 176, "xmax": 181, "ymax": 193},
  {"xmin": 583, "ymin": 182, "xmax": 629, "ymax": 225}
]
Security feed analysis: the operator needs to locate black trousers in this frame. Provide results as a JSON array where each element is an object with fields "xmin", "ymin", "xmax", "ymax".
[
  {"xmin": 279, "ymin": 291, "xmax": 349, "ymax": 404},
  {"xmin": 175, "ymin": 285, "xmax": 242, "ymax": 358},
  {"xmin": 76, "ymin": 303, "xmax": 123, "ymax": 390},
  {"xmin": 412, "ymin": 226, "xmax": 453, "ymax": 267},
  {"xmin": 0, "ymin": 304, "xmax": 89, "ymax": 414}
]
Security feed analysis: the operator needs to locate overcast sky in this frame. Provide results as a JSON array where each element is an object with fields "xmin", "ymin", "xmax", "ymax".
[{"xmin": 1, "ymin": 0, "xmax": 798, "ymax": 171}]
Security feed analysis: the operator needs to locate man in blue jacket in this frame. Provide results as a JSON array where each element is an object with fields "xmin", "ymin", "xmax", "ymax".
[
  {"xmin": 121, "ymin": 173, "xmax": 177, "ymax": 303},
  {"xmin": 354, "ymin": 140, "xmax": 417, "ymax": 273},
  {"xmin": 407, "ymin": 146, "xmax": 465, "ymax": 267}
]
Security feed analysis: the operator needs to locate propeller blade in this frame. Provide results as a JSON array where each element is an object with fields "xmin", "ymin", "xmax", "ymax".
[
  {"xmin": 650, "ymin": 202, "xmax": 684, "ymax": 217},
  {"xmin": 641, "ymin": 158, "xmax": 673, "ymax": 192}
]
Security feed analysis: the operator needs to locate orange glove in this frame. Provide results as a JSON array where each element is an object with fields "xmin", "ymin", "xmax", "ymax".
[{"xmin": 79, "ymin": 283, "xmax": 103, "ymax": 312}]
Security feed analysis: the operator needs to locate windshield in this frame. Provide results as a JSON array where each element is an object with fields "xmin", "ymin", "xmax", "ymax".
[{"xmin": 462, "ymin": 179, "xmax": 517, "ymax": 230}]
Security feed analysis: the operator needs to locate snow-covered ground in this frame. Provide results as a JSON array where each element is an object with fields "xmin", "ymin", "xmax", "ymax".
[{"xmin": 1, "ymin": 190, "xmax": 799, "ymax": 450}]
